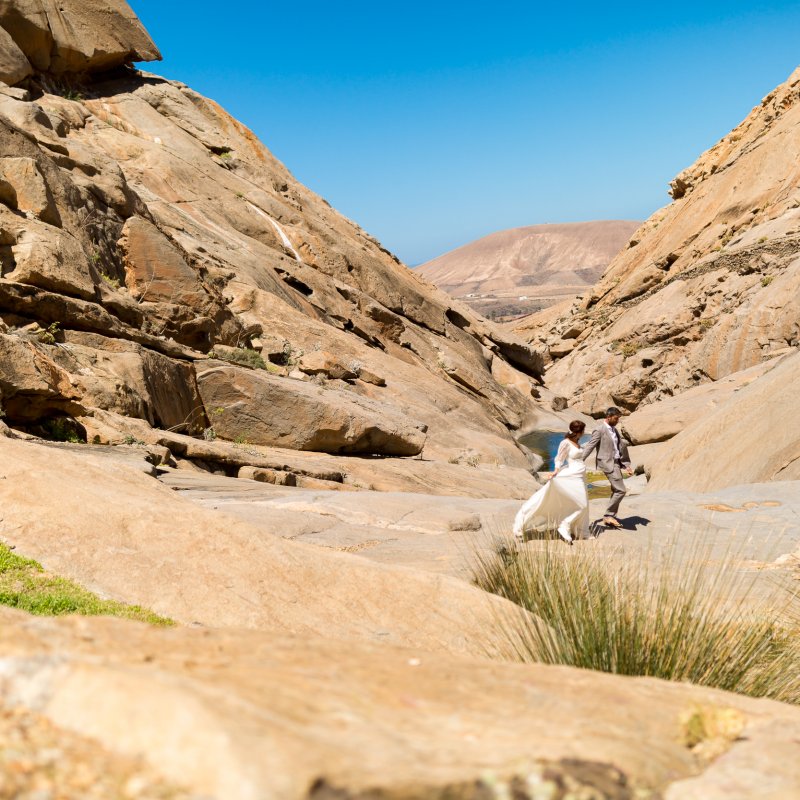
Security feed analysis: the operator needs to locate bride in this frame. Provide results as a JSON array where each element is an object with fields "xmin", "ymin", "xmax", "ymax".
[{"xmin": 513, "ymin": 420, "xmax": 589, "ymax": 546}]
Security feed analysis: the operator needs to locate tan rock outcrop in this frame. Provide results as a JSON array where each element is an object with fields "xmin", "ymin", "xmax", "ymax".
[
  {"xmin": 0, "ymin": 155, "xmax": 58, "ymax": 224},
  {"xmin": 0, "ymin": 330, "xmax": 83, "ymax": 418},
  {"xmin": 647, "ymin": 350, "xmax": 800, "ymax": 492},
  {"xmin": 2, "ymin": 608, "xmax": 800, "ymax": 799},
  {"xmin": 622, "ymin": 356, "xmax": 786, "ymax": 444},
  {"xmin": 0, "ymin": 0, "xmax": 161, "ymax": 76},
  {"xmin": 196, "ymin": 360, "xmax": 427, "ymax": 456},
  {"xmin": 518, "ymin": 67, "xmax": 800, "ymax": 416},
  {"xmin": 0, "ymin": 434, "xmax": 525, "ymax": 655}
]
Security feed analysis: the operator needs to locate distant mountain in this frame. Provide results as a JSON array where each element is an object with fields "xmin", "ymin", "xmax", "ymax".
[{"xmin": 417, "ymin": 221, "xmax": 639, "ymax": 320}]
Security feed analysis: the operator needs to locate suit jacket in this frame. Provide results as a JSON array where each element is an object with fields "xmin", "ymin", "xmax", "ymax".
[{"xmin": 581, "ymin": 424, "xmax": 631, "ymax": 473}]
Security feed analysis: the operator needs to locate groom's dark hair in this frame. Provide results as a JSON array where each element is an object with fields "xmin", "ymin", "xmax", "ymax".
[{"xmin": 606, "ymin": 407, "xmax": 621, "ymax": 417}]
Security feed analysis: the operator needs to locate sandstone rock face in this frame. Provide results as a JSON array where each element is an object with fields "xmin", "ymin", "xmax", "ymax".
[
  {"xmin": 647, "ymin": 350, "xmax": 800, "ymax": 492},
  {"xmin": 2, "ymin": 608, "xmax": 800, "ymax": 800},
  {"xmin": 0, "ymin": 330, "xmax": 83, "ymax": 418},
  {"xmin": 196, "ymin": 361, "xmax": 427, "ymax": 455},
  {"xmin": 0, "ymin": 434, "xmax": 526, "ymax": 656},
  {"xmin": 0, "ymin": 155, "xmax": 58, "ymax": 224},
  {"xmin": 0, "ymin": 0, "xmax": 161, "ymax": 76},
  {"xmin": 621, "ymin": 356, "xmax": 785, "ymax": 445},
  {"xmin": 0, "ymin": 4, "xmax": 545, "ymax": 488},
  {"xmin": 517, "ymin": 67, "xmax": 800, "ymax": 416},
  {"xmin": 418, "ymin": 220, "xmax": 638, "ymax": 320}
]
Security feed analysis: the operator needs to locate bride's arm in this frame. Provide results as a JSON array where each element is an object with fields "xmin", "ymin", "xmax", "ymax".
[{"xmin": 553, "ymin": 440, "xmax": 570, "ymax": 473}]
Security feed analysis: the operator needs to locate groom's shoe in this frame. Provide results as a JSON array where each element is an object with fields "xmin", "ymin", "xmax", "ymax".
[{"xmin": 603, "ymin": 516, "xmax": 622, "ymax": 529}]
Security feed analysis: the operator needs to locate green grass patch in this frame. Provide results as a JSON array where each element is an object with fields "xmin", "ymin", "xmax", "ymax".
[
  {"xmin": 473, "ymin": 536, "xmax": 800, "ymax": 704},
  {"xmin": 0, "ymin": 543, "xmax": 173, "ymax": 626},
  {"xmin": 586, "ymin": 470, "xmax": 612, "ymax": 500}
]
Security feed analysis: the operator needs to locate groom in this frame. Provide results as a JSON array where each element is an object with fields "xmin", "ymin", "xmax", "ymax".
[{"xmin": 581, "ymin": 407, "xmax": 633, "ymax": 529}]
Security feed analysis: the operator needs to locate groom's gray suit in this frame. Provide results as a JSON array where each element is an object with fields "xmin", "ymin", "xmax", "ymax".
[{"xmin": 581, "ymin": 424, "xmax": 632, "ymax": 517}]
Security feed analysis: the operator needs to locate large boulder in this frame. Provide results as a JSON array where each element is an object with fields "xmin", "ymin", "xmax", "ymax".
[
  {"xmin": 0, "ymin": 331, "xmax": 83, "ymax": 419},
  {"xmin": 0, "ymin": 0, "xmax": 161, "ymax": 75},
  {"xmin": 0, "ymin": 22, "xmax": 31, "ymax": 84},
  {"xmin": 7, "ymin": 222, "xmax": 96, "ymax": 299},
  {"xmin": 196, "ymin": 361, "xmax": 427, "ymax": 455},
  {"xmin": 0, "ymin": 156, "xmax": 59, "ymax": 225},
  {"xmin": 647, "ymin": 349, "xmax": 800, "ymax": 492},
  {"xmin": 120, "ymin": 215, "xmax": 206, "ymax": 306},
  {"xmin": 51, "ymin": 331, "xmax": 206, "ymax": 433}
]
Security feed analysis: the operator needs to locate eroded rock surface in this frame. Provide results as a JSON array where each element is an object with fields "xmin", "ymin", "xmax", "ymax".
[
  {"xmin": 0, "ymin": 0, "xmax": 161, "ymax": 74},
  {"xmin": 647, "ymin": 350, "xmax": 800, "ymax": 492},
  {"xmin": 0, "ymin": 433, "xmax": 528, "ymax": 657},
  {"xmin": 0, "ymin": 0, "xmax": 544, "ymax": 487},
  {"xmin": 2, "ymin": 608, "xmax": 800, "ymax": 800}
]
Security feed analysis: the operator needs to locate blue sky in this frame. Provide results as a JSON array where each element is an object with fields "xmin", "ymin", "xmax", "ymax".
[{"xmin": 132, "ymin": 1, "xmax": 800, "ymax": 265}]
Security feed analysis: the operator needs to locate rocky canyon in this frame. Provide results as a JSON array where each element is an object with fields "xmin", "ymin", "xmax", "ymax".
[{"xmin": 0, "ymin": 3, "xmax": 799, "ymax": 799}]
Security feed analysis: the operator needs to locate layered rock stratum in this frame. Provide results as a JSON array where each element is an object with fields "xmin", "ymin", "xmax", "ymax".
[
  {"xmin": 417, "ymin": 220, "xmax": 638, "ymax": 319},
  {"xmin": 517, "ymin": 67, "xmax": 800, "ymax": 420}
]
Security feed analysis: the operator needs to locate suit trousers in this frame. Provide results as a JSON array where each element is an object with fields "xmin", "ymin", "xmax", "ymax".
[{"xmin": 604, "ymin": 463, "xmax": 627, "ymax": 516}]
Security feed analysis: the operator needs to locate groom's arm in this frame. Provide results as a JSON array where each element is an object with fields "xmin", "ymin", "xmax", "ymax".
[
  {"xmin": 580, "ymin": 428, "xmax": 600, "ymax": 462},
  {"xmin": 620, "ymin": 435, "xmax": 633, "ymax": 471}
]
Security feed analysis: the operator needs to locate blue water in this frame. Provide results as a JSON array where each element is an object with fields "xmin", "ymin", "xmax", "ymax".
[{"xmin": 520, "ymin": 430, "xmax": 590, "ymax": 471}]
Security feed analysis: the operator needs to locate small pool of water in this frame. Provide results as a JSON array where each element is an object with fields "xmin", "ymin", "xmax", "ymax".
[{"xmin": 520, "ymin": 430, "xmax": 590, "ymax": 471}]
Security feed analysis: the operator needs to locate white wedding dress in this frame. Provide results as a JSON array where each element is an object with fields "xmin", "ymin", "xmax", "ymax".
[{"xmin": 513, "ymin": 439, "xmax": 589, "ymax": 543}]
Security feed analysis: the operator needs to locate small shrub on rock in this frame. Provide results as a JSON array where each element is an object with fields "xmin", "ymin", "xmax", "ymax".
[{"xmin": 212, "ymin": 348, "xmax": 267, "ymax": 370}]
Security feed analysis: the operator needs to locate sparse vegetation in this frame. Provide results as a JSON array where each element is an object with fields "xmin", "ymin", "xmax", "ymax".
[
  {"xmin": 473, "ymin": 535, "xmax": 800, "ymax": 704},
  {"xmin": 758, "ymin": 236, "xmax": 768, "ymax": 244},
  {"xmin": 203, "ymin": 426, "xmax": 217, "ymax": 441},
  {"xmin": 36, "ymin": 322, "xmax": 61, "ymax": 345},
  {"xmin": 62, "ymin": 89, "xmax": 84, "ymax": 102},
  {"xmin": 620, "ymin": 341, "xmax": 639, "ymax": 358},
  {"xmin": 700, "ymin": 317, "xmax": 716, "ymax": 329},
  {"xmin": 100, "ymin": 272, "xmax": 120, "ymax": 290},
  {"xmin": 0, "ymin": 543, "xmax": 173, "ymax": 625},
  {"xmin": 280, "ymin": 341, "xmax": 303, "ymax": 368},
  {"xmin": 40, "ymin": 417, "xmax": 84, "ymax": 443},
  {"xmin": 761, "ymin": 276, "xmax": 774, "ymax": 287},
  {"xmin": 211, "ymin": 348, "xmax": 267, "ymax": 370}
]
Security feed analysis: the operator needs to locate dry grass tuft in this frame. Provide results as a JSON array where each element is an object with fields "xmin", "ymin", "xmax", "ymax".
[{"xmin": 473, "ymin": 534, "xmax": 800, "ymax": 703}]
